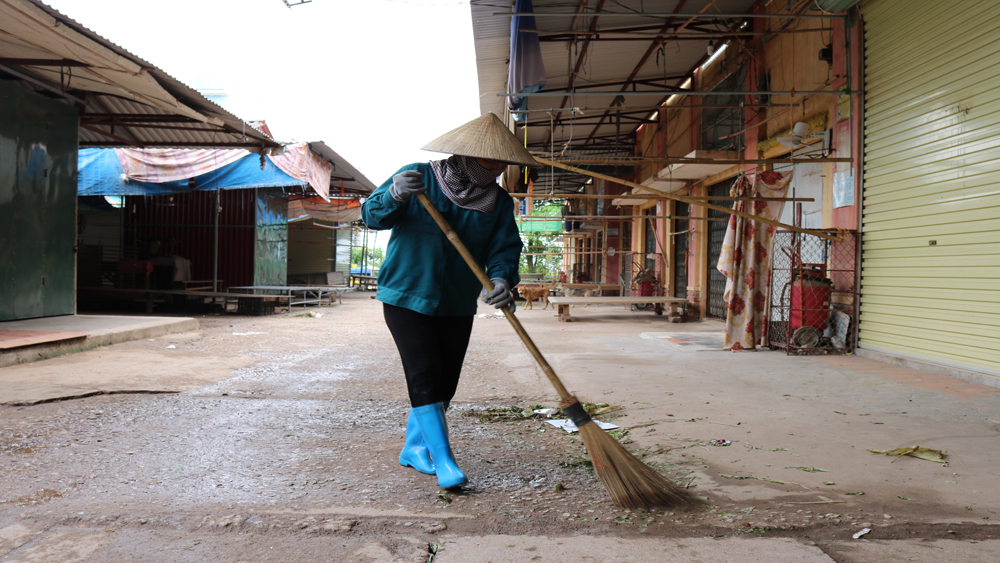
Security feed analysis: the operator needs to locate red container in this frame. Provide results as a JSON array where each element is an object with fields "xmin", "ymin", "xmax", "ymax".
[
  {"xmin": 635, "ymin": 280, "xmax": 655, "ymax": 296},
  {"xmin": 790, "ymin": 276, "xmax": 832, "ymax": 329}
]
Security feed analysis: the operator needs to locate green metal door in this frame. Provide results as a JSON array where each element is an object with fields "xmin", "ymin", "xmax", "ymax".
[
  {"xmin": 254, "ymin": 188, "xmax": 288, "ymax": 286},
  {"xmin": 0, "ymin": 81, "xmax": 78, "ymax": 321}
]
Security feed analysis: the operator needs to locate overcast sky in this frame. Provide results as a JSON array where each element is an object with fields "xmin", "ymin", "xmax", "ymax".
[{"xmin": 45, "ymin": 0, "xmax": 483, "ymax": 187}]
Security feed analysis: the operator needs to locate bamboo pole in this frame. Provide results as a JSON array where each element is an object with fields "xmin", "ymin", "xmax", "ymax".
[
  {"xmin": 415, "ymin": 193, "xmax": 571, "ymax": 399},
  {"xmin": 533, "ymin": 158, "xmax": 842, "ymax": 242}
]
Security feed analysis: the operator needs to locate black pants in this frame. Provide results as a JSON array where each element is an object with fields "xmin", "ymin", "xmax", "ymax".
[{"xmin": 383, "ymin": 303, "xmax": 475, "ymax": 408}]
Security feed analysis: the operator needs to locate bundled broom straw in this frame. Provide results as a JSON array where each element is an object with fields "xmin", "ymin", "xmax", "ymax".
[
  {"xmin": 561, "ymin": 397, "xmax": 700, "ymax": 509},
  {"xmin": 416, "ymin": 193, "xmax": 701, "ymax": 510}
]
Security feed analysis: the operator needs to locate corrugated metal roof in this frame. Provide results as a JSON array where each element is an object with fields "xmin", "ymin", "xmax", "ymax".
[
  {"xmin": 472, "ymin": 0, "xmax": 513, "ymax": 118},
  {"xmin": 472, "ymin": 0, "xmax": 758, "ymax": 191},
  {"xmin": 0, "ymin": 0, "xmax": 279, "ymax": 149},
  {"xmin": 308, "ymin": 142, "xmax": 378, "ymax": 196}
]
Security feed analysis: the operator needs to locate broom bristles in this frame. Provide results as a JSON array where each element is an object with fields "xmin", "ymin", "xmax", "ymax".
[{"xmin": 577, "ymin": 418, "xmax": 704, "ymax": 510}]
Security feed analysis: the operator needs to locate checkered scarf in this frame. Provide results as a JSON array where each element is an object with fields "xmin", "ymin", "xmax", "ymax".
[{"xmin": 429, "ymin": 155, "xmax": 500, "ymax": 214}]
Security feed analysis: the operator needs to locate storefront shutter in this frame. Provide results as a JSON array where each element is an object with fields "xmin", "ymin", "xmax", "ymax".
[{"xmin": 860, "ymin": 0, "xmax": 1000, "ymax": 375}]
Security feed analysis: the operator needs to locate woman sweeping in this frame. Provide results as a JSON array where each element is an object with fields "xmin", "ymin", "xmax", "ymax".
[{"xmin": 361, "ymin": 114, "xmax": 536, "ymax": 489}]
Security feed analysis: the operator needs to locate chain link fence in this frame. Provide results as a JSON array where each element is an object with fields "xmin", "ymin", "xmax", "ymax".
[{"xmin": 767, "ymin": 229, "xmax": 857, "ymax": 355}]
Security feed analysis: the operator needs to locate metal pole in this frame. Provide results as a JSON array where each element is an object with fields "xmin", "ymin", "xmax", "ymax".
[
  {"xmin": 500, "ymin": 90, "xmax": 859, "ymax": 97},
  {"xmin": 362, "ymin": 229, "xmax": 368, "ymax": 275},
  {"xmin": 512, "ymin": 104, "xmax": 797, "ymax": 114},
  {"xmin": 533, "ymin": 29, "xmax": 834, "ymax": 38},
  {"xmin": 517, "ymin": 214, "xmax": 729, "ymax": 220},
  {"xmin": 601, "ymin": 223, "xmax": 608, "ymax": 283},
  {"xmin": 850, "ymin": 9, "xmax": 864, "ymax": 353},
  {"xmin": 212, "ymin": 188, "xmax": 220, "ymax": 292},
  {"xmin": 499, "ymin": 12, "xmax": 846, "ymax": 19},
  {"xmin": 534, "ymin": 157, "xmax": 852, "ymax": 164},
  {"xmin": 510, "ymin": 194, "xmax": 816, "ymax": 202}
]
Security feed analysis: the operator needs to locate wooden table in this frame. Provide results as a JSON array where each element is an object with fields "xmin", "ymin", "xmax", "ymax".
[
  {"xmin": 351, "ymin": 275, "xmax": 378, "ymax": 291},
  {"xmin": 77, "ymin": 287, "xmax": 285, "ymax": 315},
  {"xmin": 229, "ymin": 286, "xmax": 339, "ymax": 307},
  {"xmin": 547, "ymin": 296, "xmax": 688, "ymax": 322},
  {"xmin": 181, "ymin": 280, "xmax": 222, "ymax": 291}
]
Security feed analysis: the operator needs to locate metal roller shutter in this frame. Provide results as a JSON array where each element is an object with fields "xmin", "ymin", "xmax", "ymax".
[
  {"xmin": 860, "ymin": 0, "xmax": 1000, "ymax": 375},
  {"xmin": 706, "ymin": 182, "xmax": 730, "ymax": 319},
  {"xmin": 287, "ymin": 221, "xmax": 334, "ymax": 276}
]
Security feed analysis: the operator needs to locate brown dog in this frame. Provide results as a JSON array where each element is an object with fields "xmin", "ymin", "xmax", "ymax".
[{"xmin": 518, "ymin": 285, "xmax": 551, "ymax": 310}]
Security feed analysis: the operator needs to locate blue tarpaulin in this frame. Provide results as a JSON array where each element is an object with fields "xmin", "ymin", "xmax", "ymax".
[
  {"xmin": 507, "ymin": 0, "xmax": 546, "ymax": 122},
  {"xmin": 78, "ymin": 148, "xmax": 306, "ymax": 196}
]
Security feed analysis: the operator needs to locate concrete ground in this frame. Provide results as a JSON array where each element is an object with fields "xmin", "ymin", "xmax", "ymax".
[
  {"xmin": 0, "ymin": 315, "xmax": 198, "ymax": 370},
  {"xmin": 0, "ymin": 291, "xmax": 997, "ymax": 562}
]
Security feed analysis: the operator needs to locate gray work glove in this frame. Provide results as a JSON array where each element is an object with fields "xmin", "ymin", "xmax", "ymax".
[
  {"xmin": 389, "ymin": 170, "xmax": 427, "ymax": 202},
  {"xmin": 482, "ymin": 278, "xmax": 516, "ymax": 313}
]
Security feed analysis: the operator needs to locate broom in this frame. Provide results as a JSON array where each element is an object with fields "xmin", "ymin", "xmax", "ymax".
[{"xmin": 415, "ymin": 193, "xmax": 701, "ymax": 510}]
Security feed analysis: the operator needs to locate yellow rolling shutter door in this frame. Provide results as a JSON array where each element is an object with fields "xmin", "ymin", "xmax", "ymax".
[{"xmin": 860, "ymin": 0, "xmax": 1000, "ymax": 375}]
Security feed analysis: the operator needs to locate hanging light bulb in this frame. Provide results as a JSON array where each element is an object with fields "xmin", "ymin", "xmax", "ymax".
[{"xmin": 707, "ymin": 40, "xmax": 714, "ymax": 56}]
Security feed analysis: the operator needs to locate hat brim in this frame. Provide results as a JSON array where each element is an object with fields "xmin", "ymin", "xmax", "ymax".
[{"xmin": 422, "ymin": 113, "xmax": 538, "ymax": 167}]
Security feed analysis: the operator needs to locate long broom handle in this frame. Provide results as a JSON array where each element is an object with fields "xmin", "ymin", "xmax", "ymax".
[{"xmin": 415, "ymin": 193, "xmax": 572, "ymax": 401}]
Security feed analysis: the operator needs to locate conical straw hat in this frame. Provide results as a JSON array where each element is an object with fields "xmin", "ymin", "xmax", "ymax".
[{"xmin": 422, "ymin": 113, "xmax": 537, "ymax": 167}]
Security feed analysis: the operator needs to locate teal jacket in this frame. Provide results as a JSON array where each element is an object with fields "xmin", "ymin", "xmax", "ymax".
[{"xmin": 361, "ymin": 163, "xmax": 522, "ymax": 317}]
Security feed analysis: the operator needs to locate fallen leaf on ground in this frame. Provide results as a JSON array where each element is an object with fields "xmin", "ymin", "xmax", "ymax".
[{"xmin": 867, "ymin": 445, "xmax": 947, "ymax": 464}]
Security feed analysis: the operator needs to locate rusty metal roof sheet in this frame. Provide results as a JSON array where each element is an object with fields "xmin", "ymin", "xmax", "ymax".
[{"xmin": 0, "ymin": 0, "xmax": 279, "ymax": 149}]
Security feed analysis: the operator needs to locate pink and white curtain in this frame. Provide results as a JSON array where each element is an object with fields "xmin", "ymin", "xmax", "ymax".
[
  {"xmin": 267, "ymin": 143, "xmax": 332, "ymax": 200},
  {"xmin": 116, "ymin": 148, "xmax": 248, "ymax": 183},
  {"xmin": 717, "ymin": 170, "xmax": 793, "ymax": 350}
]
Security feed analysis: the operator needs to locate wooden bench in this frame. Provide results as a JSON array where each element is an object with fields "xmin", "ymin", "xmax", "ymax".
[{"xmin": 547, "ymin": 296, "xmax": 688, "ymax": 322}]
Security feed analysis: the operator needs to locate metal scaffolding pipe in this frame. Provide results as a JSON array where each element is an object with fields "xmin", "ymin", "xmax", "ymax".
[
  {"xmin": 500, "ymin": 90, "xmax": 859, "ymax": 97},
  {"xmin": 539, "ymin": 157, "xmax": 852, "ymax": 165},
  {"xmin": 212, "ymin": 188, "xmax": 220, "ymax": 292},
  {"xmin": 512, "ymin": 103, "xmax": 795, "ymax": 114},
  {"xmin": 499, "ymin": 12, "xmax": 845, "ymax": 19},
  {"xmin": 517, "ymin": 215, "xmax": 726, "ymax": 221},
  {"xmin": 533, "ymin": 28, "xmax": 833, "ymax": 37},
  {"xmin": 511, "ymin": 194, "xmax": 815, "ymax": 202}
]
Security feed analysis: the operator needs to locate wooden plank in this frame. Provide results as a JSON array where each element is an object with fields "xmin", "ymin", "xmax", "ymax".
[{"xmin": 535, "ymin": 157, "xmax": 843, "ymax": 242}]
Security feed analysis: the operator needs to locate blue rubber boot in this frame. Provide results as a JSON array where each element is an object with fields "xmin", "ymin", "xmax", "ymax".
[
  {"xmin": 412, "ymin": 402, "xmax": 467, "ymax": 489},
  {"xmin": 399, "ymin": 408, "xmax": 435, "ymax": 475}
]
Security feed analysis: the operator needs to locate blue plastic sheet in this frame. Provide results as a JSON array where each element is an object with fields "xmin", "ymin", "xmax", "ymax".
[
  {"xmin": 507, "ymin": 0, "xmax": 546, "ymax": 122},
  {"xmin": 78, "ymin": 148, "xmax": 306, "ymax": 196}
]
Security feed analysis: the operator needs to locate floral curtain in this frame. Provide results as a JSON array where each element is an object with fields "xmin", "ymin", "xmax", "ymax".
[{"xmin": 717, "ymin": 171, "xmax": 793, "ymax": 350}]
